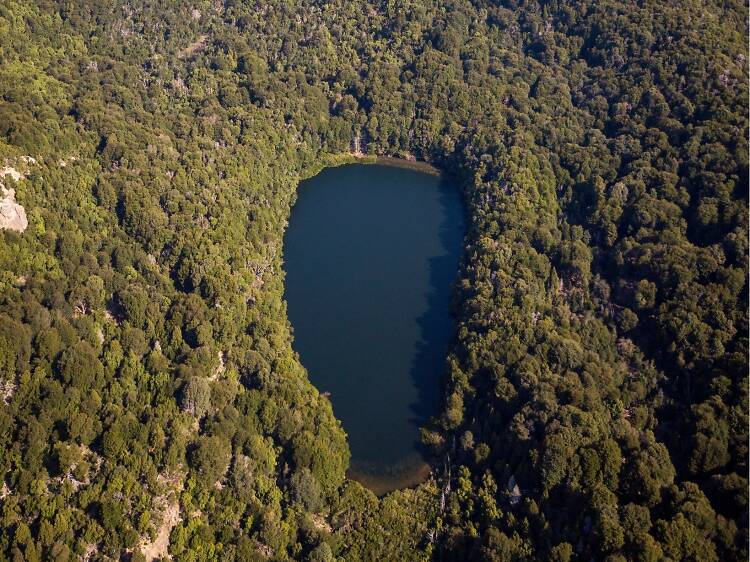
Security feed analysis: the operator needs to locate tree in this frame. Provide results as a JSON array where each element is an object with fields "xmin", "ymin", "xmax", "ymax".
[
  {"xmin": 190, "ymin": 435, "xmax": 231, "ymax": 484},
  {"xmin": 290, "ymin": 468, "xmax": 323, "ymax": 512},
  {"xmin": 181, "ymin": 377, "xmax": 211, "ymax": 419}
]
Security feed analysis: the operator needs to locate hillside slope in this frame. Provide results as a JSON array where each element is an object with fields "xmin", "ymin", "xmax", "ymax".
[{"xmin": 0, "ymin": 1, "xmax": 746, "ymax": 560}]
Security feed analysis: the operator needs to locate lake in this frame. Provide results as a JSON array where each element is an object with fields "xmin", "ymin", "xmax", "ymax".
[{"xmin": 283, "ymin": 162, "xmax": 464, "ymax": 494}]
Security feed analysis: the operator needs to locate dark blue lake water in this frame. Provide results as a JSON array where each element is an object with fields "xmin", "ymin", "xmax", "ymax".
[{"xmin": 283, "ymin": 163, "xmax": 464, "ymax": 493}]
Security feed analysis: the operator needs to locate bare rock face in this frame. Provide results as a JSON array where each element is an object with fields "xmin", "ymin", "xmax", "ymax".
[
  {"xmin": 0, "ymin": 166, "xmax": 29, "ymax": 232},
  {"xmin": 0, "ymin": 187, "xmax": 28, "ymax": 232}
]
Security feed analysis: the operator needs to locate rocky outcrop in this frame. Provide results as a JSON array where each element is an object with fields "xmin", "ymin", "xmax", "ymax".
[
  {"xmin": 140, "ymin": 472, "xmax": 184, "ymax": 561},
  {"xmin": 0, "ymin": 187, "xmax": 28, "ymax": 232},
  {"xmin": 507, "ymin": 475, "xmax": 522, "ymax": 505},
  {"xmin": 0, "ymin": 164, "xmax": 29, "ymax": 232}
]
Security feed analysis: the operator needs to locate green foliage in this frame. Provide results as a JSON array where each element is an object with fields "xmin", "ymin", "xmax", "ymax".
[
  {"xmin": 190, "ymin": 435, "xmax": 231, "ymax": 485},
  {"xmin": 0, "ymin": 0, "xmax": 746, "ymax": 560}
]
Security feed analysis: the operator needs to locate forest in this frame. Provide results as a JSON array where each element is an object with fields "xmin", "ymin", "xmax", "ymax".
[{"xmin": 0, "ymin": 0, "xmax": 747, "ymax": 560}]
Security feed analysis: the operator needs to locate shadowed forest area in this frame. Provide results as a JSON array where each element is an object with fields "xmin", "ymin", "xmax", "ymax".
[{"xmin": 0, "ymin": 0, "xmax": 747, "ymax": 560}]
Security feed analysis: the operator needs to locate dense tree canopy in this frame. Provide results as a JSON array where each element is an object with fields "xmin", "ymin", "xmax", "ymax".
[{"xmin": 0, "ymin": 0, "xmax": 746, "ymax": 560}]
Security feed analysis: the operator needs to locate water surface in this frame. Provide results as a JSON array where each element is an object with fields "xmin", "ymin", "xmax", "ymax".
[{"xmin": 284, "ymin": 163, "xmax": 464, "ymax": 493}]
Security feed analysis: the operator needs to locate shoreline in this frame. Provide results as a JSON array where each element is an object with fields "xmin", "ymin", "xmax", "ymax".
[
  {"xmin": 295, "ymin": 151, "xmax": 443, "ymax": 499},
  {"xmin": 373, "ymin": 155, "xmax": 441, "ymax": 176},
  {"xmin": 347, "ymin": 460, "xmax": 432, "ymax": 497},
  {"xmin": 300, "ymin": 152, "xmax": 440, "ymax": 181}
]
